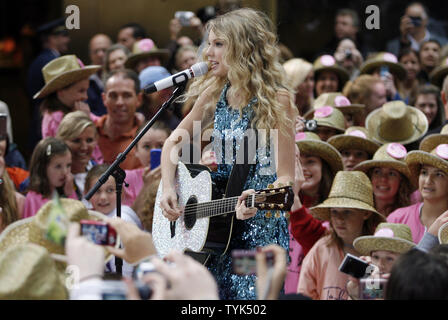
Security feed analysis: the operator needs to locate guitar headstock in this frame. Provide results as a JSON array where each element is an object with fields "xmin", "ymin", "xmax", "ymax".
[{"xmin": 252, "ymin": 183, "xmax": 294, "ymax": 212}]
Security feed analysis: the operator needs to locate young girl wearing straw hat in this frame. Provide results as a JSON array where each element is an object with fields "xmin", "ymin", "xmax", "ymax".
[
  {"xmin": 297, "ymin": 171, "xmax": 385, "ymax": 300},
  {"xmin": 285, "ymin": 132, "xmax": 343, "ymax": 294},
  {"xmin": 387, "ymin": 140, "xmax": 448, "ymax": 243},
  {"xmin": 346, "ymin": 222, "xmax": 415, "ymax": 300},
  {"xmin": 354, "ymin": 143, "xmax": 415, "ymax": 217}
]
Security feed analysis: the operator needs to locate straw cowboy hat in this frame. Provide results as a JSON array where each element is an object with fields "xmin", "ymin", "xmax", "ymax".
[
  {"xmin": 33, "ymin": 55, "xmax": 101, "ymax": 99},
  {"xmin": 295, "ymin": 131, "xmax": 344, "ymax": 175},
  {"xmin": 313, "ymin": 54, "xmax": 350, "ymax": 85},
  {"xmin": 305, "ymin": 92, "xmax": 365, "ymax": 120},
  {"xmin": 360, "ymin": 52, "xmax": 407, "ymax": 80},
  {"xmin": 419, "ymin": 124, "xmax": 448, "ymax": 152},
  {"xmin": 438, "ymin": 221, "xmax": 448, "ymax": 244},
  {"xmin": 0, "ymin": 198, "xmax": 115, "ymax": 268},
  {"xmin": 124, "ymin": 38, "xmax": 170, "ymax": 70},
  {"xmin": 327, "ymin": 126, "xmax": 380, "ymax": 157},
  {"xmin": 430, "ymin": 56, "xmax": 448, "ymax": 88},
  {"xmin": 354, "ymin": 223, "xmax": 415, "ymax": 256},
  {"xmin": 0, "ymin": 244, "xmax": 67, "ymax": 299},
  {"xmin": 406, "ymin": 144, "xmax": 448, "ymax": 187},
  {"xmin": 310, "ymin": 171, "xmax": 385, "ymax": 221},
  {"xmin": 366, "ymin": 101, "xmax": 428, "ymax": 145},
  {"xmin": 305, "ymin": 106, "xmax": 346, "ymax": 133},
  {"xmin": 353, "ymin": 143, "xmax": 414, "ymax": 188}
]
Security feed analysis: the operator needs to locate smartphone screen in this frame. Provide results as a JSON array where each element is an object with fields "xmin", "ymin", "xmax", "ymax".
[
  {"xmin": 338, "ymin": 253, "xmax": 370, "ymax": 278},
  {"xmin": 359, "ymin": 278, "xmax": 387, "ymax": 300},
  {"xmin": 231, "ymin": 249, "xmax": 274, "ymax": 275},
  {"xmin": 150, "ymin": 148, "xmax": 162, "ymax": 169}
]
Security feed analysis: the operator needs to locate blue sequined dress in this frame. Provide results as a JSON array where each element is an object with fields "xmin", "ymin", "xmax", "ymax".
[{"xmin": 207, "ymin": 83, "xmax": 289, "ymax": 300}]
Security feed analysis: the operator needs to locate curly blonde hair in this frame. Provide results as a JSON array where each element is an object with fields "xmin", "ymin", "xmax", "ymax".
[{"xmin": 181, "ymin": 8, "xmax": 295, "ymax": 135}]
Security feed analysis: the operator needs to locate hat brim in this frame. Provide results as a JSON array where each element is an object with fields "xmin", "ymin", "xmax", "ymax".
[
  {"xmin": 310, "ymin": 197, "xmax": 383, "ymax": 221},
  {"xmin": 315, "ymin": 66, "xmax": 350, "ymax": 85},
  {"xmin": 304, "ymin": 104, "xmax": 365, "ymax": 120},
  {"xmin": 353, "ymin": 159, "xmax": 415, "ymax": 189},
  {"xmin": 296, "ymin": 139, "xmax": 344, "ymax": 175},
  {"xmin": 419, "ymin": 133, "xmax": 448, "ymax": 153},
  {"xmin": 34, "ymin": 66, "xmax": 101, "ymax": 99},
  {"xmin": 430, "ymin": 66, "xmax": 448, "ymax": 88},
  {"xmin": 353, "ymin": 235, "xmax": 415, "ymax": 256},
  {"xmin": 124, "ymin": 50, "xmax": 171, "ymax": 69},
  {"xmin": 406, "ymin": 150, "xmax": 448, "ymax": 187},
  {"xmin": 0, "ymin": 210, "xmax": 117, "ymax": 264},
  {"xmin": 366, "ymin": 106, "xmax": 428, "ymax": 145},
  {"xmin": 360, "ymin": 61, "xmax": 407, "ymax": 80},
  {"xmin": 327, "ymin": 134, "xmax": 380, "ymax": 157}
]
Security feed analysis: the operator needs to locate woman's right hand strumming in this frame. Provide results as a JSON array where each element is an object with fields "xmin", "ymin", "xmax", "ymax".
[{"xmin": 160, "ymin": 188, "xmax": 182, "ymax": 221}]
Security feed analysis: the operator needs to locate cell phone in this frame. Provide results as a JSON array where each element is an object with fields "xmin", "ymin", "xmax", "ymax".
[
  {"xmin": 359, "ymin": 278, "xmax": 387, "ymax": 300},
  {"xmin": 409, "ymin": 16, "xmax": 422, "ymax": 27},
  {"xmin": 338, "ymin": 253, "xmax": 370, "ymax": 278},
  {"xmin": 132, "ymin": 260, "xmax": 156, "ymax": 281},
  {"xmin": 150, "ymin": 148, "xmax": 162, "ymax": 169},
  {"xmin": 101, "ymin": 280, "xmax": 152, "ymax": 300},
  {"xmin": 175, "ymin": 11, "xmax": 194, "ymax": 26},
  {"xmin": 380, "ymin": 65, "xmax": 389, "ymax": 78},
  {"xmin": 0, "ymin": 113, "xmax": 7, "ymax": 141},
  {"xmin": 231, "ymin": 249, "xmax": 274, "ymax": 275},
  {"xmin": 80, "ymin": 220, "xmax": 117, "ymax": 246}
]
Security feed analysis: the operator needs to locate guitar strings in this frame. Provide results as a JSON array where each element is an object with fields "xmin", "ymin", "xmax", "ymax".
[{"xmin": 180, "ymin": 191, "xmax": 288, "ymax": 217}]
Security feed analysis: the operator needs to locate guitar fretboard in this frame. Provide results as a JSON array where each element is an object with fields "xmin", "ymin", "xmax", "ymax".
[{"xmin": 183, "ymin": 194, "xmax": 255, "ymax": 219}]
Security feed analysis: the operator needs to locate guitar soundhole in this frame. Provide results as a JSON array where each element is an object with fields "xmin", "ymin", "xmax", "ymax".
[{"xmin": 184, "ymin": 196, "xmax": 198, "ymax": 230}]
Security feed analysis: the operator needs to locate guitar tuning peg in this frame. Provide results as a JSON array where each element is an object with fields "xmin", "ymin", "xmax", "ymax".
[
  {"xmin": 269, "ymin": 203, "xmax": 275, "ymax": 209},
  {"xmin": 280, "ymin": 188, "xmax": 285, "ymax": 193},
  {"xmin": 278, "ymin": 204, "xmax": 284, "ymax": 209},
  {"xmin": 265, "ymin": 211, "xmax": 272, "ymax": 218},
  {"xmin": 274, "ymin": 211, "xmax": 281, "ymax": 218},
  {"xmin": 267, "ymin": 184, "xmax": 274, "ymax": 189},
  {"xmin": 260, "ymin": 203, "xmax": 265, "ymax": 209}
]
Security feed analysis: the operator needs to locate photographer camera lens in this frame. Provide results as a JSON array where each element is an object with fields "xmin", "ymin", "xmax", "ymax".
[{"xmin": 302, "ymin": 119, "xmax": 317, "ymax": 132}]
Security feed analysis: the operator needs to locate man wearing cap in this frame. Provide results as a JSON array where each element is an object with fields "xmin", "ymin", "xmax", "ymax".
[
  {"xmin": 87, "ymin": 34, "xmax": 112, "ymax": 116},
  {"xmin": 96, "ymin": 69, "xmax": 143, "ymax": 170},
  {"xmin": 26, "ymin": 18, "xmax": 71, "ymax": 149}
]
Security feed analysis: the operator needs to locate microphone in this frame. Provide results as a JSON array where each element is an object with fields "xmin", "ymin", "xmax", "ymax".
[{"xmin": 143, "ymin": 62, "xmax": 208, "ymax": 94}]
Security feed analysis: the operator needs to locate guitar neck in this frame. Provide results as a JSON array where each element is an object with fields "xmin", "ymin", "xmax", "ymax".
[{"xmin": 189, "ymin": 194, "xmax": 255, "ymax": 219}]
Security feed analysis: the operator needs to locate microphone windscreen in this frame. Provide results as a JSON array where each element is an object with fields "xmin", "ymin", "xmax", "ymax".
[{"xmin": 191, "ymin": 62, "xmax": 209, "ymax": 77}]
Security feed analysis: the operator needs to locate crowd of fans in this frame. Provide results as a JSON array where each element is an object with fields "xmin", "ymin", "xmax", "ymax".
[{"xmin": 2, "ymin": 1, "xmax": 448, "ymax": 300}]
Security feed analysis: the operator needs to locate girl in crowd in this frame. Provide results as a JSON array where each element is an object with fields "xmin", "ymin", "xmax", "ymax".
[
  {"xmin": 298, "ymin": 171, "xmax": 385, "ymax": 300},
  {"xmin": 23, "ymin": 137, "xmax": 77, "ymax": 218},
  {"xmin": 102, "ymin": 43, "xmax": 130, "ymax": 81},
  {"xmin": 34, "ymin": 55, "xmax": 101, "ymax": 139},
  {"xmin": 285, "ymin": 132, "xmax": 343, "ymax": 294},
  {"xmin": 388, "ymin": 142, "xmax": 448, "ymax": 243},
  {"xmin": 397, "ymin": 48, "xmax": 421, "ymax": 104},
  {"xmin": 354, "ymin": 143, "xmax": 414, "ymax": 217},
  {"xmin": 410, "ymin": 84, "xmax": 445, "ymax": 132},
  {"xmin": 56, "ymin": 111, "xmax": 103, "ymax": 198},
  {"xmin": 313, "ymin": 54, "xmax": 350, "ymax": 98},
  {"xmin": 0, "ymin": 141, "xmax": 25, "ymax": 233},
  {"xmin": 283, "ymin": 58, "xmax": 315, "ymax": 116},
  {"xmin": 159, "ymin": 8, "xmax": 296, "ymax": 299},
  {"xmin": 347, "ymin": 222, "xmax": 415, "ymax": 299}
]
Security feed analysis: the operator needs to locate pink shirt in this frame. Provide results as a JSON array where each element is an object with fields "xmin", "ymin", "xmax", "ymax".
[
  {"xmin": 123, "ymin": 168, "xmax": 145, "ymax": 207},
  {"xmin": 298, "ymin": 235, "xmax": 349, "ymax": 300},
  {"xmin": 23, "ymin": 190, "xmax": 78, "ymax": 218},
  {"xmin": 387, "ymin": 202, "xmax": 424, "ymax": 243},
  {"xmin": 285, "ymin": 225, "xmax": 305, "ymax": 294},
  {"xmin": 41, "ymin": 111, "xmax": 103, "ymax": 164}
]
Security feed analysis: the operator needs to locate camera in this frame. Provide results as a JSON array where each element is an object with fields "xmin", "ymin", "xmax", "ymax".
[
  {"xmin": 359, "ymin": 278, "xmax": 387, "ymax": 300},
  {"xmin": 175, "ymin": 11, "xmax": 194, "ymax": 26},
  {"xmin": 338, "ymin": 253, "xmax": 370, "ymax": 278},
  {"xmin": 409, "ymin": 16, "xmax": 422, "ymax": 27},
  {"xmin": 80, "ymin": 220, "xmax": 117, "ymax": 246},
  {"xmin": 100, "ymin": 280, "xmax": 152, "ymax": 300},
  {"xmin": 302, "ymin": 119, "xmax": 318, "ymax": 132},
  {"xmin": 231, "ymin": 249, "xmax": 274, "ymax": 275},
  {"xmin": 344, "ymin": 49, "xmax": 352, "ymax": 60}
]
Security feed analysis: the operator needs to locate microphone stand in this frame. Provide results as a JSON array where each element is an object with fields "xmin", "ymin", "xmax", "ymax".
[{"xmin": 85, "ymin": 82, "xmax": 187, "ymax": 276}]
